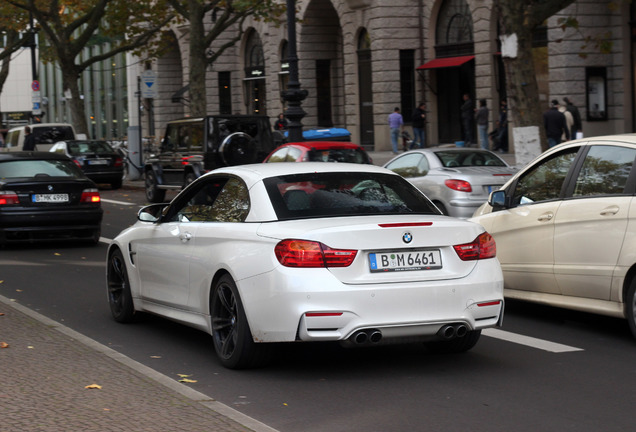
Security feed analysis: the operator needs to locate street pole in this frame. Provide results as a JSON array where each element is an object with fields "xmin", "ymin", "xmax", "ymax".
[
  {"xmin": 29, "ymin": 12, "xmax": 37, "ymax": 82},
  {"xmin": 282, "ymin": 0, "xmax": 307, "ymax": 143}
]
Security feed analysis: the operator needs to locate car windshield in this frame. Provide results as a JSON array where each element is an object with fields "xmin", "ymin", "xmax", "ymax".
[
  {"xmin": 0, "ymin": 159, "xmax": 83, "ymax": 179},
  {"xmin": 263, "ymin": 172, "xmax": 440, "ymax": 220},
  {"xmin": 67, "ymin": 141, "xmax": 113, "ymax": 155},
  {"xmin": 434, "ymin": 150, "xmax": 506, "ymax": 167},
  {"xmin": 306, "ymin": 148, "xmax": 370, "ymax": 164}
]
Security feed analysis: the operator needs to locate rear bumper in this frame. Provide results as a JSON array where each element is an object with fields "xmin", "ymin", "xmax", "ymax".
[
  {"xmin": 0, "ymin": 208, "xmax": 103, "ymax": 243},
  {"xmin": 237, "ymin": 258, "xmax": 504, "ymax": 343}
]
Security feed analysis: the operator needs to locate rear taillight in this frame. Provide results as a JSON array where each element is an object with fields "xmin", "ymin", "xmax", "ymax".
[
  {"xmin": 444, "ymin": 179, "xmax": 472, "ymax": 192},
  {"xmin": 275, "ymin": 239, "xmax": 358, "ymax": 268},
  {"xmin": 453, "ymin": 232, "xmax": 496, "ymax": 261},
  {"xmin": 114, "ymin": 157, "xmax": 123, "ymax": 167},
  {"xmin": 0, "ymin": 191, "xmax": 19, "ymax": 205},
  {"xmin": 72, "ymin": 158, "xmax": 82, "ymax": 168},
  {"xmin": 80, "ymin": 188, "xmax": 101, "ymax": 204}
]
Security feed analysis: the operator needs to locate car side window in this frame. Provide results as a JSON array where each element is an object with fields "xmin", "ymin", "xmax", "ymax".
[
  {"xmin": 175, "ymin": 177, "xmax": 249, "ymax": 223},
  {"xmin": 512, "ymin": 147, "xmax": 579, "ymax": 206},
  {"xmin": 573, "ymin": 145, "xmax": 636, "ymax": 197},
  {"xmin": 267, "ymin": 148, "xmax": 288, "ymax": 163},
  {"xmin": 286, "ymin": 146, "xmax": 302, "ymax": 162},
  {"xmin": 385, "ymin": 153, "xmax": 428, "ymax": 178}
]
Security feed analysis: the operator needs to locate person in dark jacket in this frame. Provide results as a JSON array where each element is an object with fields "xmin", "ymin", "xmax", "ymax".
[
  {"xmin": 563, "ymin": 97, "xmax": 582, "ymax": 139},
  {"xmin": 22, "ymin": 126, "xmax": 36, "ymax": 151},
  {"xmin": 411, "ymin": 102, "xmax": 426, "ymax": 148},
  {"xmin": 543, "ymin": 99, "xmax": 570, "ymax": 148},
  {"xmin": 460, "ymin": 94, "xmax": 474, "ymax": 146}
]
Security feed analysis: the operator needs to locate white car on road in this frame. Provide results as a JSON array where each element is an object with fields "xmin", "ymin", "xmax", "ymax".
[
  {"xmin": 471, "ymin": 135, "xmax": 636, "ymax": 338},
  {"xmin": 107, "ymin": 163, "xmax": 504, "ymax": 368}
]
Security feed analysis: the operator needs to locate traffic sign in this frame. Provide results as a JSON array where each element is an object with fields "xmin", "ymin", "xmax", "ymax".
[
  {"xmin": 140, "ymin": 70, "xmax": 158, "ymax": 99},
  {"xmin": 31, "ymin": 80, "xmax": 40, "ymax": 91}
]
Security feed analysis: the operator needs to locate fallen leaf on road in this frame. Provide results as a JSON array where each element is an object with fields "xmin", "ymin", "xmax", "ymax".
[
  {"xmin": 54, "ymin": 253, "xmax": 61, "ymax": 256},
  {"xmin": 150, "ymin": 355, "xmax": 161, "ymax": 359},
  {"xmin": 177, "ymin": 374, "xmax": 192, "ymax": 378},
  {"xmin": 179, "ymin": 378, "xmax": 197, "ymax": 383},
  {"xmin": 0, "ymin": 313, "xmax": 5, "ymax": 316},
  {"xmin": 85, "ymin": 384, "xmax": 102, "ymax": 389},
  {"xmin": 0, "ymin": 342, "xmax": 9, "ymax": 348}
]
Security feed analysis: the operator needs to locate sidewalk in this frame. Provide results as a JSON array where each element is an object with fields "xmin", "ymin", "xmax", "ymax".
[{"xmin": 0, "ymin": 295, "xmax": 278, "ymax": 432}]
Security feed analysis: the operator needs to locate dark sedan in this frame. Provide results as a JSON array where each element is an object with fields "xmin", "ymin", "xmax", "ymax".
[
  {"xmin": 50, "ymin": 140, "xmax": 124, "ymax": 189},
  {"xmin": 0, "ymin": 152, "xmax": 103, "ymax": 245}
]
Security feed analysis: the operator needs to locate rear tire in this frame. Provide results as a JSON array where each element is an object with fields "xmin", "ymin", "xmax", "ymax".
[
  {"xmin": 107, "ymin": 249, "xmax": 136, "ymax": 323},
  {"xmin": 426, "ymin": 330, "xmax": 481, "ymax": 354},
  {"xmin": 145, "ymin": 170, "xmax": 166, "ymax": 203},
  {"xmin": 211, "ymin": 274, "xmax": 270, "ymax": 369}
]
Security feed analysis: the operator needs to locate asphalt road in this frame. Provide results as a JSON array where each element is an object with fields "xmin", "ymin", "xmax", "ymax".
[{"xmin": 2, "ymin": 187, "xmax": 636, "ymax": 432}]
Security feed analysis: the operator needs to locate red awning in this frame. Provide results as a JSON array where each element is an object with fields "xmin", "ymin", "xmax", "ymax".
[{"xmin": 416, "ymin": 55, "xmax": 475, "ymax": 70}]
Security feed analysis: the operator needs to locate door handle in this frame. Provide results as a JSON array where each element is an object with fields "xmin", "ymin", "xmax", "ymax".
[
  {"xmin": 537, "ymin": 212, "xmax": 554, "ymax": 222},
  {"xmin": 179, "ymin": 231, "xmax": 193, "ymax": 242},
  {"xmin": 600, "ymin": 205, "xmax": 619, "ymax": 216}
]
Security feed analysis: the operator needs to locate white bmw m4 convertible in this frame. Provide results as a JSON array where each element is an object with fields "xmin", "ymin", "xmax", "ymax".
[{"xmin": 106, "ymin": 162, "xmax": 503, "ymax": 368}]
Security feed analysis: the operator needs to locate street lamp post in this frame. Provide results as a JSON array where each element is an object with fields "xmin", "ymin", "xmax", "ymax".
[{"xmin": 282, "ymin": 0, "xmax": 307, "ymax": 143}]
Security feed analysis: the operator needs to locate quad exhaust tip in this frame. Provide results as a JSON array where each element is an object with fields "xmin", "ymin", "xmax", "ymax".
[
  {"xmin": 437, "ymin": 324, "xmax": 468, "ymax": 340},
  {"xmin": 351, "ymin": 329, "xmax": 383, "ymax": 345}
]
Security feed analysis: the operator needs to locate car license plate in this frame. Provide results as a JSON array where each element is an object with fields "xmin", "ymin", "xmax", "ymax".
[
  {"xmin": 32, "ymin": 193, "xmax": 69, "ymax": 203},
  {"xmin": 88, "ymin": 159, "xmax": 108, "ymax": 165},
  {"xmin": 368, "ymin": 250, "xmax": 442, "ymax": 272}
]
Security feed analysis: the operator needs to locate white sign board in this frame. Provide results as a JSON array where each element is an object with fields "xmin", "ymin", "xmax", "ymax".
[{"xmin": 141, "ymin": 70, "xmax": 158, "ymax": 99}]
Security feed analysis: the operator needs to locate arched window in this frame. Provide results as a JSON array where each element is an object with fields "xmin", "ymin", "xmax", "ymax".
[
  {"xmin": 435, "ymin": 0, "xmax": 474, "ymax": 57},
  {"xmin": 244, "ymin": 31, "xmax": 266, "ymax": 114}
]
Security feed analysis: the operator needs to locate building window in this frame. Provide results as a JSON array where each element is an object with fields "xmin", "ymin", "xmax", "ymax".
[
  {"xmin": 243, "ymin": 31, "xmax": 266, "ymax": 114},
  {"xmin": 435, "ymin": 0, "xmax": 473, "ymax": 57},
  {"xmin": 218, "ymin": 72, "xmax": 232, "ymax": 114},
  {"xmin": 400, "ymin": 50, "xmax": 415, "ymax": 122},
  {"xmin": 316, "ymin": 60, "xmax": 333, "ymax": 127},
  {"xmin": 586, "ymin": 67, "xmax": 607, "ymax": 121}
]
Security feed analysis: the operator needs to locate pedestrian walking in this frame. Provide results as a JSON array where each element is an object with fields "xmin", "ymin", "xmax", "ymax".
[
  {"xmin": 461, "ymin": 93, "xmax": 475, "ymax": 146},
  {"xmin": 475, "ymin": 99, "xmax": 489, "ymax": 150},
  {"xmin": 388, "ymin": 107, "xmax": 403, "ymax": 154},
  {"xmin": 411, "ymin": 102, "xmax": 426, "ymax": 148},
  {"xmin": 558, "ymin": 103, "xmax": 574, "ymax": 143},
  {"xmin": 493, "ymin": 99, "xmax": 508, "ymax": 153},
  {"xmin": 543, "ymin": 99, "xmax": 570, "ymax": 148},
  {"xmin": 274, "ymin": 113, "xmax": 288, "ymax": 131},
  {"xmin": 563, "ymin": 97, "xmax": 582, "ymax": 139},
  {"xmin": 22, "ymin": 126, "xmax": 36, "ymax": 151}
]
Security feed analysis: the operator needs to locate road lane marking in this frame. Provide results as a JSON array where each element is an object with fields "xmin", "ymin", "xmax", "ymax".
[
  {"xmin": 101, "ymin": 198, "xmax": 138, "ymax": 206},
  {"xmin": 483, "ymin": 328, "xmax": 584, "ymax": 353}
]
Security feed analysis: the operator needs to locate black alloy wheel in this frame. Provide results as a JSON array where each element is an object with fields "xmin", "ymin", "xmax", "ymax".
[
  {"xmin": 211, "ymin": 274, "xmax": 269, "ymax": 369},
  {"xmin": 107, "ymin": 249, "xmax": 136, "ymax": 323}
]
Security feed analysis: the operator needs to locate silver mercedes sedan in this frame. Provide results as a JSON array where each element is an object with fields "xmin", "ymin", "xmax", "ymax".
[{"xmin": 384, "ymin": 148, "xmax": 517, "ymax": 218}]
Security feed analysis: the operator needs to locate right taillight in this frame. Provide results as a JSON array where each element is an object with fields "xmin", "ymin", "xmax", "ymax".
[
  {"xmin": 0, "ymin": 191, "xmax": 19, "ymax": 205},
  {"xmin": 80, "ymin": 188, "xmax": 101, "ymax": 204},
  {"xmin": 275, "ymin": 239, "xmax": 358, "ymax": 268},
  {"xmin": 453, "ymin": 232, "xmax": 496, "ymax": 261}
]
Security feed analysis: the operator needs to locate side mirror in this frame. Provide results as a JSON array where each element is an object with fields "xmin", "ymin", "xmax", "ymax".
[
  {"xmin": 489, "ymin": 190, "xmax": 507, "ymax": 209},
  {"xmin": 138, "ymin": 204, "xmax": 167, "ymax": 222}
]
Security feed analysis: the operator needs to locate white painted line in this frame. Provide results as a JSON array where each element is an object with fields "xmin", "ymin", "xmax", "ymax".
[
  {"xmin": 101, "ymin": 198, "xmax": 138, "ymax": 206},
  {"xmin": 483, "ymin": 328, "xmax": 584, "ymax": 353}
]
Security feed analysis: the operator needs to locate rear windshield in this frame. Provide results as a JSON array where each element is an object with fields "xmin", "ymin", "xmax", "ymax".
[
  {"xmin": 0, "ymin": 159, "xmax": 84, "ymax": 180},
  {"xmin": 263, "ymin": 172, "xmax": 440, "ymax": 220},
  {"xmin": 434, "ymin": 150, "xmax": 506, "ymax": 167},
  {"xmin": 33, "ymin": 126, "xmax": 75, "ymax": 144},
  {"xmin": 307, "ymin": 148, "xmax": 370, "ymax": 164},
  {"xmin": 68, "ymin": 141, "xmax": 113, "ymax": 155}
]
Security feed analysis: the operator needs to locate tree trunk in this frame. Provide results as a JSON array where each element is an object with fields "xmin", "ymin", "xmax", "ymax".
[
  {"xmin": 188, "ymin": 2, "xmax": 208, "ymax": 117},
  {"xmin": 61, "ymin": 66, "xmax": 89, "ymax": 137}
]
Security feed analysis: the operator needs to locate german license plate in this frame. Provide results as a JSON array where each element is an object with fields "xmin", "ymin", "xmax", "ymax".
[
  {"xmin": 32, "ymin": 193, "xmax": 69, "ymax": 203},
  {"xmin": 88, "ymin": 159, "xmax": 108, "ymax": 165},
  {"xmin": 369, "ymin": 250, "xmax": 442, "ymax": 272}
]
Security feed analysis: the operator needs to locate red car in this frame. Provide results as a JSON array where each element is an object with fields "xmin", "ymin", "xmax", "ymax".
[{"xmin": 263, "ymin": 141, "xmax": 372, "ymax": 164}]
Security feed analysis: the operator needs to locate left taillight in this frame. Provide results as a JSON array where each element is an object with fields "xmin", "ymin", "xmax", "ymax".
[
  {"xmin": 444, "ymin": 179, "xmax": 472, "ymax": 192},
  {"xmin": 114, "ymin": 156, "xmax": 123, "ymax": 167},
  {"xmin": 275, "ymin": 239, "xmax": 358, "ymax": 268},
  {"xmin": 0, "ymin": 191, "xmax": 19, "ymax": 205},
  {"xmin": 453, "ymin": 232, "xmax": 496, "ymax": 261},
  {"xmin": 80, "ymin": 188, "xmax": 101, "ymax": 204}
]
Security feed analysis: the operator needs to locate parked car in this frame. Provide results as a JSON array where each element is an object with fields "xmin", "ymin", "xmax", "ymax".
[
  {"xmin": 263, "ymin": 141, "xmax": 372, "ymax": 164},
  {"xmin": 106, "ymin": 162, "xmax": 503, "ymax": 369},
  {"xmin": 470, "ymin": 135, "xmax": 636, "ymax": 338},
  {"xmin": 3, "ymin": 123, "xmax": 79, "ymax": 152},
  {"xmin": 0, "ymin": 152, "xmax": 103, "ymax": 245},
  {"xmin": 144, "ymin": 115, "xmax": 276, "ymax": 203},
  {"xmin": 383, "ymin": 148, "xmax": 516, "ymax": 218},
  {"xmin": 50, "ymin": 140, "xmax": 124, "ymax": 189}
]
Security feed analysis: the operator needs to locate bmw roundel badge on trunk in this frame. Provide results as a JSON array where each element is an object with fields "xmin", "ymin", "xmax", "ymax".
[{"xmin": 403, "ymin": 232, "xmax": 413, "ymax": 244}]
